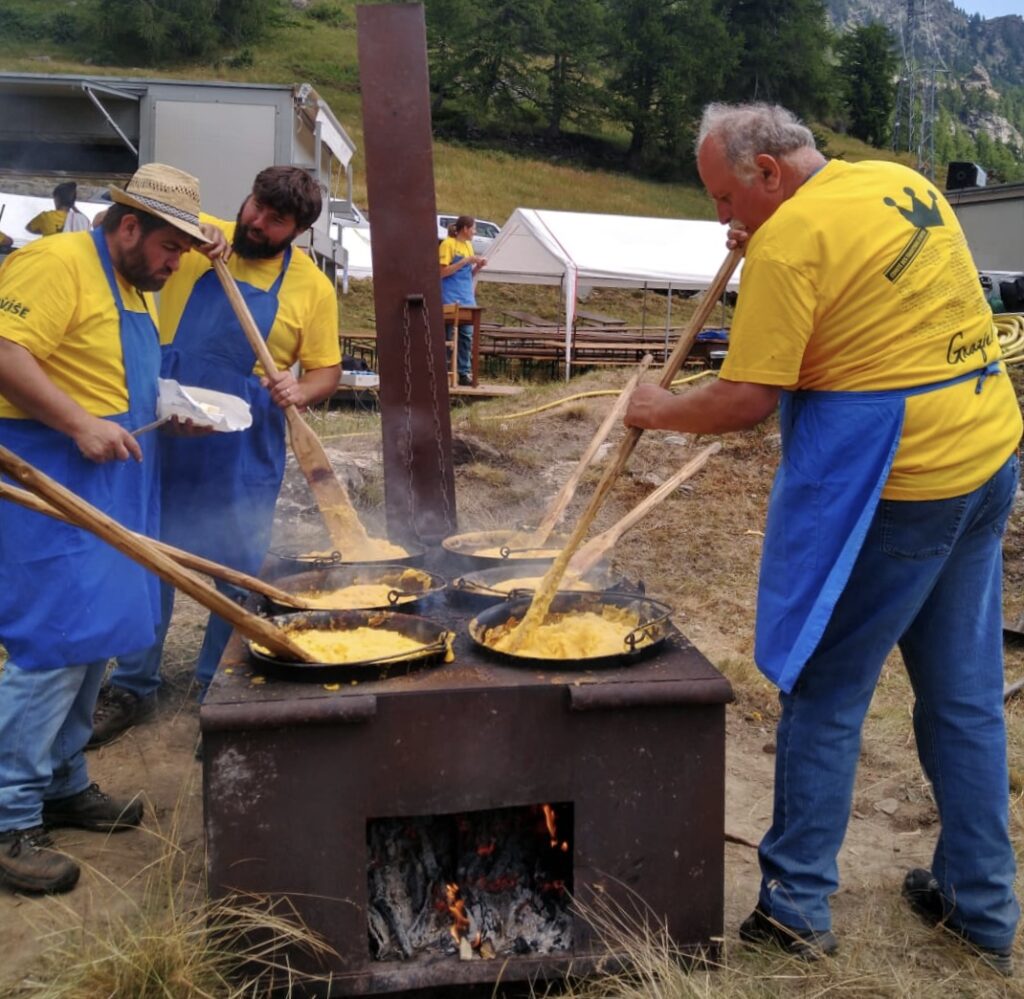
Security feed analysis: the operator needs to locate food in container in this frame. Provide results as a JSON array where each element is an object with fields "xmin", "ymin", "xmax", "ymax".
[{"xmin": 481, "ymin": 604, "xmax": 652, "ymax": 660}]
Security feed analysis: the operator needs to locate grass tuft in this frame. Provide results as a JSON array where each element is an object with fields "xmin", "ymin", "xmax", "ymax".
[{"xmin": 13, "ymin": 778, "xmax": 336, "ymax": 999}]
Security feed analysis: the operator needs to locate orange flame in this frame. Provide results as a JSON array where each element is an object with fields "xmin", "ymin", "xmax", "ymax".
[
  {"xmin": 445, "ymin": 882, "xmax": 471, "ymax": 944},
  {"xmin": 541, "ymin": 803, "xmax": 569, "ymax": 852},
  {"xmin": 541, "ymin": 804, "xmax": 558, "ymax": 848}
]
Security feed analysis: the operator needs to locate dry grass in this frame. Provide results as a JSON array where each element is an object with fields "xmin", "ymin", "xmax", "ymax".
[
  {"xmin": 12, "ymin": 776, "xmax": 336, "ymax": 999},
  {"xmin": 555, "ymin": 879, "xmax": 1024, "ymax": 999},
  {"xmin": 7, "ymin": 367, "xmax": 1024, "ymax": 996}
]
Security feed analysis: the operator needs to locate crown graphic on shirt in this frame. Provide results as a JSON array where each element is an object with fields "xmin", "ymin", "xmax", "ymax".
[{"xmin": 882, "ymin": 186, "xmax": 944, "ymax": 229}]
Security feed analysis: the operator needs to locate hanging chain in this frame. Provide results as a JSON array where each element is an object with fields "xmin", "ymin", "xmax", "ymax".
[
  {"xmin": 417, "ymin": 295, "xmax": 455, "ymax": 532},
  {"xmin": 399, "ymin": 295, "xmax": 455, "ymax": 537},
  {"xmin": 400, "ymin": 298, "xmax": 418, "ymax": 531}
]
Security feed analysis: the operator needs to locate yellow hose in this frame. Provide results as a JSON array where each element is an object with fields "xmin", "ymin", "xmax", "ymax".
[
  {"xmin": 475, "ymin": 369, "xmax": 715, "ymax": 421},
  {"xmin": 995, "ymin": 313, "xmax": 1024, "ymax": 366}
]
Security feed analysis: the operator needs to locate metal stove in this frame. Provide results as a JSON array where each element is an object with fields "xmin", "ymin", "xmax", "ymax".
[{"xmin": 201, "ymin": 581, "xmax": 733, "ymax": 995}]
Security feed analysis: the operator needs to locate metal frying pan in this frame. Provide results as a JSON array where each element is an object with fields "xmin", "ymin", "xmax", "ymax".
[
  {"xmin": 448, "ymin": 563, "xmax": 634, "ymax": 611},
  {"xmin": 246, "ymin": 608, "xmax": 453, "ymax": 683},
  {"xmin": 254, "ymin": 563, "xmax": 447, "ymax": 615},
  {"xmin": 468, "ymin": 591, "xmax": 675, "ymax": 670}
]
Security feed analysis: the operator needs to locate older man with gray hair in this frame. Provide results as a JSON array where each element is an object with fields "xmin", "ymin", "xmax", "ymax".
[{"xmin": 626, "ymin": 102, "xmax": 1021, "ymax": 973}]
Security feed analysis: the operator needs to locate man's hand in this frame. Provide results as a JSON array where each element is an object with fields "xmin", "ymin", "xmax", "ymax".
[
  {"xmin": 624, "ymin": 383, "xmax": 674, "ymax": 430},
  {"xmin": 726, "ymin": 225, "xmax": 749, "ymax": 251},
  {"xmin": 198, "ymin": 223, "xmax": 231, "ymax": 261},
  {"xmin": 72, "ymin": 416, "xmax": 143, "ymax": 462},
  {"xmin": 263, "ymin": 369, "xmax": 304, "ymax": 410},
  {"xmin": 163, "ymin": 416, "xmax": 215, "ymax": 438}
]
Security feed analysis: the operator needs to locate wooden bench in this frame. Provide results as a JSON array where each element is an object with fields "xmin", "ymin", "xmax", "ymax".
[
  {"xmin": 501, "ymin": 309, "xmax": 561, "ymax": 328},
  {"xmin": 575, "ymin": 309, "xmax": 626, "ymax": 326}
]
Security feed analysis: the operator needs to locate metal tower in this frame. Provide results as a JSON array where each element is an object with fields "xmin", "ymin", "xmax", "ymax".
[{"xmin": 892, "ymin": 0, "xmax": 942, "ymax": 179}]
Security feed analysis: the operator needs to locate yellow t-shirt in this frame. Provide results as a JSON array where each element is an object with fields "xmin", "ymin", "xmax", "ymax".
[
  {"xmin": 158, "ymin": 214, "xmax": 340, "ymax": 374},
  {"xmin": 26, "ymin": 209, "xmax": 69, "ymax": 237},
  {"xmin": 721, "ymin": 159, "xmax": 1021, "ymax": 500},
  {"xmin": 0, "ymin": 231, "xmax": 158, "ymax": 419},
  {"xmin": 438, "ymin": 236, "xmax": 473, "ymax": 268}
]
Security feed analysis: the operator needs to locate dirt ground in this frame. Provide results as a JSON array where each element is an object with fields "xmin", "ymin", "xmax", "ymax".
[{"xmin": 4, "ymin": 367, "xmax": 1024, "ymax": 995}]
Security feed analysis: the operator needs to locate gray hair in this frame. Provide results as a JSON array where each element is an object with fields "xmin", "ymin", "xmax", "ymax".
[{"xmin": 697, "ymin": 103, "xmax": 816, "ymax": 181}]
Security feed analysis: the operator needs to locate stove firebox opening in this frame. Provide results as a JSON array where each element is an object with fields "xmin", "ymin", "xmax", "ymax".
[{"xmin": 367, "ymin": 803, "xmax": 574, "ymax": 962}]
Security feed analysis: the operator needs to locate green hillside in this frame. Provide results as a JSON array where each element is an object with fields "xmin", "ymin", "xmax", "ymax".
[
  {"xmin": 0, "ymin": 0, "xmax": 921, "ymax": 225},
  {"xmin": 0, "ymin": 0, "xmax": 928, "ymax": 331}
]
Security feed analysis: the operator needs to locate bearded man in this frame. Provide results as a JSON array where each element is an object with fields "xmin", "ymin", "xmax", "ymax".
[
  {"xmin": 93, "ymin": 166, "xmax": 341, "ymax": 742},
  {"xmin": 0, "ymin": 164, "xmax": 211, "ymax": 892}
]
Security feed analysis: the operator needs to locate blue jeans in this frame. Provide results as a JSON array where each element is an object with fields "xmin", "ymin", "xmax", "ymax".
[
  {"xmin": 112, "ymin": 579, "xmax": 239, "ymax": 701},
  {"xmin": 0, "ymin": 659, "xmax": 105, "ymax": 831},
  {"xmin": 446, "ymin": 322, "xmax": 473, "ymax": 378},
  {"xmin": 758, "ymin": 453, "xmax": 1020, "ymax": 951}
]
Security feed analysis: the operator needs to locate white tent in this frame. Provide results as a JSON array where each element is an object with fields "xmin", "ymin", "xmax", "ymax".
[
  {"xmin": 0, "ymin": 192, "xmax": 107, "ymax": 248},
  {"xmin": 476, "ymin": 208, "xmax": 742, "ymax": 370}
]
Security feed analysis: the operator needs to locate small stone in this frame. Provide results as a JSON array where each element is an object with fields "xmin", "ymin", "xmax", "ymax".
[
  {"xmin": 875, "ymin": 797, "xmax": 899, "ymax": 815},
  {"xmin": 762, "ymin": 742, "xmax": 776, "ymax": 755}
]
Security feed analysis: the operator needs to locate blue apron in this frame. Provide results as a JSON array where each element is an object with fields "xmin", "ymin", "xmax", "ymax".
[
  {"xmin": 0, "ymin": 229, "xmax": 161, "ymax": 669},
  {"xmin": 441, "ymin": 247, "xmax": 476, "ymax": 306},
  {"xmin": 757, "ymin": 361, "xmax": 1003, "ymax": 693},
  {"xmin": 158, "ymin": 249, "xmax": 290, "ymax": 576}
]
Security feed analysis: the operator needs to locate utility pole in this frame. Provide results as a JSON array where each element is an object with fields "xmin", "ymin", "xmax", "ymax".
[{"xmin": 892, "ymin": 0, "xmax": 941, "ymax": 179}]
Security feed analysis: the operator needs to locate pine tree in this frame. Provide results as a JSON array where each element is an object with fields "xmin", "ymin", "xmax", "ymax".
[
  {"xmin": 836, "ymin": 23, "xmax": 897, "ymax": 147},
  {"xmin": 720, "ymin": 0, "xmax": 835, "ymax": 119}
]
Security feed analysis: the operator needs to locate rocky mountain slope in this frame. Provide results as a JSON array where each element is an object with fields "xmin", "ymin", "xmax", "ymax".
[{"xmin": 826, "ymin": 0, "xmax": 1024, "ymax": 87}]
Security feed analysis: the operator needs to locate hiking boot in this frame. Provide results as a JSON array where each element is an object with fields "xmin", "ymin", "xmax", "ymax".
[
  {"xmin": 739, "ymin": 907, "xmax": 838, "ymax": 961},
  {"xmin": 902, "ymin": 868, "xmax": 1014, "ymax": 977},
  {"xmin": 87, "ymin": 686, "xmax": 157, "ymax": 748},
  {"xmin": 0, "ymin": 826, "xmax": 80, "ymax": 894},
  {"xmin": 42, "ymin": 783, "xmax": 143, "ymax": 833}
]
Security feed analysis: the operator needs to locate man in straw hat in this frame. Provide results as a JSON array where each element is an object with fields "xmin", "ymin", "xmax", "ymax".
[
  {"xmin": 0, "ymin": 163, "xmax": 220, "ymax": 894},
  {"xmin": 91, "ymin": 165, "xmax": 339, "ymax": 745},
  {"xmin": 626, "ymin": 102, "xmax": 1021, "ymax": 975}
]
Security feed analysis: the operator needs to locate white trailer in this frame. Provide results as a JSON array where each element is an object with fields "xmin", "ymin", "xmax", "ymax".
[
  {"xmin": 0, "ymin": 72, "xmax": 359, "ymax": 281},
  {"xmin": 948, "ymin": 181, "xmax": 1024, "ymax": 273}
]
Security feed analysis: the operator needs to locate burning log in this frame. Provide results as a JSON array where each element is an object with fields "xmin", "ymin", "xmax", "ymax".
[{"xmin": 367, "ymin": 807, "xmax": 574, "ymax": 962}]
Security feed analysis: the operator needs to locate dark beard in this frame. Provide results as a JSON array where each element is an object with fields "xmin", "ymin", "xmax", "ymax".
[
  {"xmin": 232, "ymin": 213, "xmax": 292, "ymax": 260},
  {"xmin": 118, "ymin": 242, "xmax": 171, "ymax": 292}
]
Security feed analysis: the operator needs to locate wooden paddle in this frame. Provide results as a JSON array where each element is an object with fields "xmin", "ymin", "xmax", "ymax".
[
  {"xmin": 568, "ymin": 442, "xmax": 722, "ymax": 578},
  {"xmin": 0, "ymin": 444, "xmax": 316, "ymax": 662},
  {"xmin": 211, "ymin": 257, "xmax": 374, "ymax": 555},
  {"xmin": 522, "ymin": 353, "xmax": 654, "ymax": 549},
  {"xmin": 506, "ymin": 248, "xmax": 743, "ymax": 650},
  {"xmin": 0, "ymin": 481, "xmax": 314, "ymax": 609}
]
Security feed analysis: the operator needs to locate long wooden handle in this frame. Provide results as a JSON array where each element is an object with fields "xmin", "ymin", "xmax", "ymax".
[
  {"xmin": 213, "ymin": 257, "xmax": 283, "ymax": 378},
  {"xmin": 0, "ymin": 481, "xmax": 313, "ymax": 609},
  {"xmin": 524, "ymin": 354, "xmax": 654, "ymax": 549},
  {"xmin": 211, "ymin": 258, "xmax": 375, "ymax": 553},
  {"xmin": 508, "ymin": 249, "xmax": 742, "ymax": 648},
  {"xmin": 0, "ymin": 444, "xmax": 315, "ymax": 662},
  {"xmin": 569, "ymin": 442, "xmax": 721, "ymax": 577}
]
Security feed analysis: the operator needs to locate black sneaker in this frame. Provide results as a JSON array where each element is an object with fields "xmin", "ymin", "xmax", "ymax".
[
  {"xmin": 739, "ymin": 907, "xmax": 838, "ymax": 961},
  {"xmin": 458, "ymin": 374, "xmax": 473, "ymax": 386},
  {"xmin": 87, "ymin": 686, "xmax": 157, "ymax": 748},
  {"xmin": 902, "ymin": 868, "xmax": 1014, "ymax": 977},
  {"xmin": 42, "ymin": 783, "xmax": 143, "ymax": 833},
  {"xmin": 0, "ymin": 826, "xmax": 80, "ymax": 894}
]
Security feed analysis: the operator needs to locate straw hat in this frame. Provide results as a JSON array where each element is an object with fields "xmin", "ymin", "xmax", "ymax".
[{"xmin": 109, "ymin": 163, "xmax": 207, "ymax": 242}]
